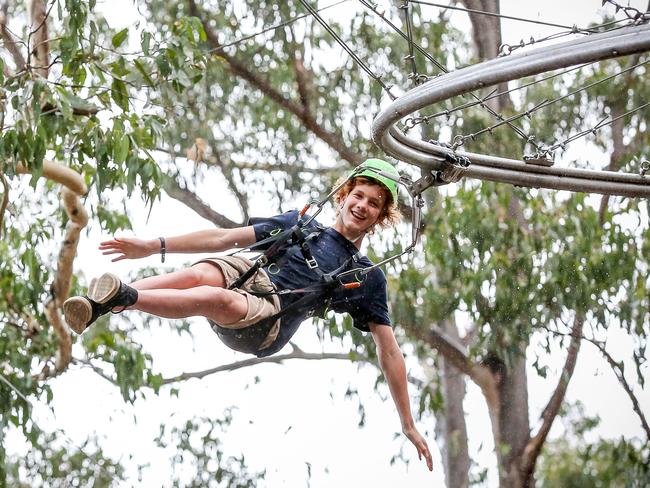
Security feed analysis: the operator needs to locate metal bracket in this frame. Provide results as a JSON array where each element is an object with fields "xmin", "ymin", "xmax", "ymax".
[
  {"xmin": 440, "ymin": 152, "xmax": 470, "ymax": 183},
  {"xmin": 405, "ymin": 152, "xmax": 470, "ymax": 196}
]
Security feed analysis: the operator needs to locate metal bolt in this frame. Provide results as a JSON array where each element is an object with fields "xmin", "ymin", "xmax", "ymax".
[{"xmin": 641, "ymin": 160, "xmax": 650, "ymax": 177}]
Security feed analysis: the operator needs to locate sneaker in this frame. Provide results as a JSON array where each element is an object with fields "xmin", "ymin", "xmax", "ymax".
[
  {"xmin": 63, "ymin": 274, "xmax": 138, "ymax": 334},
  {"xmin": 87, "ymin": 272, "xmax": 138, "ymax": 311},
  {"xmin": 63, "ymin": 296, "xmax": 98, "ymax": 334}
]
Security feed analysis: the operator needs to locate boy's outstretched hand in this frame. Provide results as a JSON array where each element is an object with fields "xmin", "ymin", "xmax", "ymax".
[
  {"xmin": 404, "ymin": 425, "xmax": 433, "ymax": 471},
  {"xmin": 99, "ymin": 237, "xmax": 157, "ymax": 262}
]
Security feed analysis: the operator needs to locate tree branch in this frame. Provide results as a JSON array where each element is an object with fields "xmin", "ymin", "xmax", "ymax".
[
  {"xmin": 75, "ymin": 357, "xmax": 120, "ymax": 386},
  {"xmin": 13, "ymin": 160, "xmax": 88, "ymax": 379},
  {"xmin": 28, "ymin": 0, "xmax": 51, "ymax": 78},
  {"xmin": 186, "ymin": 0, "xmax": 362, "ymax": 166},
  {"xmin": 288, "ymin": 34, "xmax": 314, "ymax": 114},
  {"xmin": 409, "ymin": 321, "xmax": 495, "ymax": 394},
  {"xmin": 161, "ymin": 343, "xmax": 353, "ymax": 384},
  {"xmin": 15, "ymin": 159, "xmax": 87, "ymax": 195},
  {"xmin": 162, "ymin": 175, "xmax": 240, "ymax": 228},
  {"xmin": 0, "ymin": 172, "xmax": 8, "ymax": 239},
  {"xmin": 586, "ymin": 336, "xmax": 650, "ymax": 442},
  {"xmin": 599, "ymin": 52, "xmax": 644, "ymax": 224},
  {"xmin": 212, "ymin": 143, "xmax": 250, "ymax": 223},
  {"xmin": 521, "ymin": 314, "xmax": 583, "ymax": 477},
  {"xmin": 0, "ymin": 5, "xmax": 26, "ymax": 70}
]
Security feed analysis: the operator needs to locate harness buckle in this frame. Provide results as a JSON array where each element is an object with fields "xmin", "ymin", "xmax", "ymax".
[{"xmin": 305, "ymin": 257, "xmax": 319, "ymax": 269}]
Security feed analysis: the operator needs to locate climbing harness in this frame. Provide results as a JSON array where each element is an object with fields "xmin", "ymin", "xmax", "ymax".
[{"xmin": 214, "ymin": 157, "xmax": 469, "ymax": 354}]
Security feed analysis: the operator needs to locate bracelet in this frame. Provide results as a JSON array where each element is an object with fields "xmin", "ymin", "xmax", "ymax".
[{"xmin": 158, "ymin": 237, "xmax": 166, "ymax": 263}]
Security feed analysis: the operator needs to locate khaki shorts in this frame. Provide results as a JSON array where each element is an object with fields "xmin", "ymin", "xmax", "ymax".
[{"xmin": 194, "ymin": 255, "xmax": 281, "ymax": 350}]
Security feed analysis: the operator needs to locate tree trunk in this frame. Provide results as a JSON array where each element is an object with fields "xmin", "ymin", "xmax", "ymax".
[
  {"xmin": 459, "ymin": 3, "xmax": 533, "ymax": 487},
  {"xmin": 434, "ymin": 317, "xmax": 470, "ymax": 488},
  {"xmin": 460, "ymin": 0, "xmax": 511, "ymax": 110},
  {"xmin": 497, "ymin": 355, "xmax": 531, "ymax": 487}
]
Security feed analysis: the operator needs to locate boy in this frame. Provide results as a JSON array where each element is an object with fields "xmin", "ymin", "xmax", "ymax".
[{"xmin": 64, "ymin": 159, "xmax": 433, "ymax": 470}]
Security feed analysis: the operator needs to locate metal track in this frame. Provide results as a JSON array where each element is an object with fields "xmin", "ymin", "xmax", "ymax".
[{"xmin": 371, "ymin": 23, "xmax": 650, "ymax": 197}]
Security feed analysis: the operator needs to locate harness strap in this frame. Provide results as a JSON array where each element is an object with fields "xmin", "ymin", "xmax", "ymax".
[
  {"xmin": 230, "ymin": 217, "xmax": 366, "ymax": 326},
  {"xmin": 228, "ymin": 222, "xmax": 305, "ymax": 291}
]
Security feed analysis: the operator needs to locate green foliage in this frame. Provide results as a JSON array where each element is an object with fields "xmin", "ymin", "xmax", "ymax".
[
  {"xmin": 154, "ymin": 413, "xmax": 265, "ymax": 488},
  {"xmin": 538, "ymin": 402, "xmax": 650, "ymax": 487},
  {"xmin": 0, "ymin": 1, "xmax": 217, "ymax": 483},
  {"xmin": 6, "ymin": 430, "xmax": 126, "ymax": 488},
  {"xmin": 539, "ymin": 438, "xmax": 650, "ymax": 488},
  {"xmin": 392, "ymin": 182, "xmax": 648, "ymax": 365}
]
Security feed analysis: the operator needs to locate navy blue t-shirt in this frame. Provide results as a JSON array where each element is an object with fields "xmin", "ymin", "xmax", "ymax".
[{"xmin": 250, "ymin": 210, "xmax": 392, "ymax": 357}]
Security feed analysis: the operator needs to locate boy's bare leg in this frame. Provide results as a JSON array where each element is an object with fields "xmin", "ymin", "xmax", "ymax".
[
  {"xmin": 129, "ymin": 263, "xmax": 226, "ymax": 291},
  {"xmin": 131, "ymin": 285, "xmax": 248, "ymax": 325}
]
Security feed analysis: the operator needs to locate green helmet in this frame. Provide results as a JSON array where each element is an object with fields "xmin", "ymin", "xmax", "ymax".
[{"xmin": 354, "ymin": 158, "xmax": 400, "ymax": 205}]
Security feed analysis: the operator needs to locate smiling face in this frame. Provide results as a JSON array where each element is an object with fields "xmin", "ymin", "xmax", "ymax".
[{"xmin": 333, "ymin": 180, "xmax": 388, "ymax": 245}]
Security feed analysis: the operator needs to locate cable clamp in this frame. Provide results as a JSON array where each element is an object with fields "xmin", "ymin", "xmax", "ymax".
[{"xmin": 523, "ymin": 151, "xmax": 555, "ymax": 167}]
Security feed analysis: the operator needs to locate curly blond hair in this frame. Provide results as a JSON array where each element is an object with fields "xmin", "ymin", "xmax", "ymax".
[{"xmin": 333, "ymin": 176, "xmax": 401, "ymax": 231}]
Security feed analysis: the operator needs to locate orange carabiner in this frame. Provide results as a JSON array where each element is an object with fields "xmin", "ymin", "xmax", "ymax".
[
  {"xmin": 342, "ymin": 282, "xmax": 362, "ymax": 289},
  {"xmin": 299, "ymin": 203, "xmax": 311, "ymax": 217}
]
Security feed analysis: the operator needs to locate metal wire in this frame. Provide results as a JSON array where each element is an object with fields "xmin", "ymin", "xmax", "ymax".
[
  {"xmin": 358, "ymin": 0, "xmax": 447, "ymax": 72},
  {"xmin": 408, "ymin": 0, "xmax": 598, "ymax": 31},
  {"xmin": 403, "ymin": 62, "xmax": 595, "ymax": 129},
  {"xmin": 371, "ymin": 22, "xmax": 650, "ymax": 196},
  {"xmin": 446, "ymin": 58, "xmax": 650, "ymax": 150},
  {"xmin": 499, "ymin": 18, "xmax": 644, "ymax": 57},
  {"xmin": 548, "ymin": 101, "xmax": 650, "ymax": 153},
  {"xmin": 358, "ymin": 0, "xmax": 544, "ymax": 150},
  {"xmin": 603, "ymin": 0, "xmax": 650, "ymax": 22},
  {"xmin": 207, "ymin": 0, "xmax": 351, "ymax": 53},
  {"xmin": 298, "ymin": 0, "xmax": 397, "ymax": 99},
  {"xmin": 399, "ymin": 1, "xmax": 422, "ymax": 84}
]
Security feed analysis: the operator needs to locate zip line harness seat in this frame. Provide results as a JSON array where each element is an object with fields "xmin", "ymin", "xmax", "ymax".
[{"xmin": 212, "ymin": 154, "xmax": 470, "ymax": 355}]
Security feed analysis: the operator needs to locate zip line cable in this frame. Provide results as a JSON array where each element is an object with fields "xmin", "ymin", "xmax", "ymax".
[{"xmin": 547, "ymin": 101, "xmax": 650, "ymax": 153}]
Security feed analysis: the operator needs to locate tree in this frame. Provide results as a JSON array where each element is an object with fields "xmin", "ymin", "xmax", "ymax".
[{"xmin": 390, "ymin": 1, "xmax": 650, "ymax": 486}]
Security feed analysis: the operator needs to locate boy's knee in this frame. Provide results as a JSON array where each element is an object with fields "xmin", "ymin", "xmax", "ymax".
[
  {"xmin": 190, "ymin": 263, "xmax": 225, "ymax": 287},
  {"xmin": 210, "ymin": 287, "xmax": 237, "ymax": 308}
]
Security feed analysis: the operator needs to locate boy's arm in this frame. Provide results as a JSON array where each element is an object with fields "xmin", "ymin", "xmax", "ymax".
[
  {"xmin": 369, "ymin": 322, "xmax": 433, "ymax": 472},
  {"xmin": 99, "ymin": 226, "xmax": 257, "ymax": 261}
]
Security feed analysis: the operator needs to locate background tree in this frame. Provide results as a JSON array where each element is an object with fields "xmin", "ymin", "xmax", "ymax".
[{"xmin": 1, "ymin": 1, "xmax": 648, "ymax": 487}]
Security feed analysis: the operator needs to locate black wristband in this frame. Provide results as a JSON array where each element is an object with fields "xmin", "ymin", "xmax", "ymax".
[{"xmin": 158, "ymin": 237, "xmax": 166, "ymax": 263}]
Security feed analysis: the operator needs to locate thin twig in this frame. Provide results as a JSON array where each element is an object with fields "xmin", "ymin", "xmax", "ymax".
[
  {"xmin": 0, "ymin": 372, "xmax": 30, "ymax": 404},
  {"xmin": 585, "ymin": 337, "xmax": 650, "ymax": 442}
]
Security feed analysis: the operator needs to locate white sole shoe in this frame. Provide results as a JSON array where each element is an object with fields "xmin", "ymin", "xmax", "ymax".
[
  {"xmin": 63, "ymin": 296, "xmax": 93, "ymax": 334},
  {"xmin": 88, "ymin": 273, "xmax": 121, "ymax": 303}
]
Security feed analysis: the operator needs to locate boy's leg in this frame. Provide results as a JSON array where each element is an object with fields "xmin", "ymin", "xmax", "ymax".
[
  {"xmin": 131, "ymin": 286, "xmax": 248, "ymax": 325},
  {"xmin": 64, "ymin": 261, "xmax": 247, "ymax": 333},
  {"xmin": 129, "ymin": 263, "xmax": 226, "ymax": 291}
]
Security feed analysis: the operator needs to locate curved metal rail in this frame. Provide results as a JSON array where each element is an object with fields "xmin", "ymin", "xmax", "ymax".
[{"xmin": 372, "ymin": 23, "xmax": 650, "ymax": 197}]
